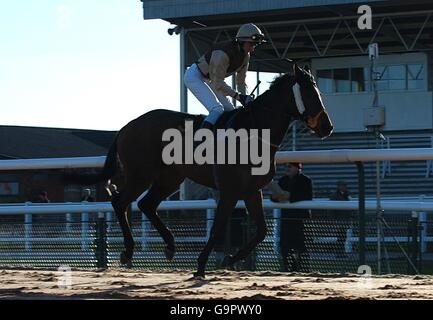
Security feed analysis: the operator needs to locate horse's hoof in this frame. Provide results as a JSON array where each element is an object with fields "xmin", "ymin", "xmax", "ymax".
[
  {"xmin": 164, "ymin": 245, "xmax": 176, "ymax": 261},
  {"xmin": 120, "ymin": 251, "xmax": 132, "ymax": 267},
  {"xmin": 193, "ymin": 271, "xmax": 205, "ymax": 279},
  {"xmin": 221, "ymin": 255, "xmax": 235, "ymax": 269}
]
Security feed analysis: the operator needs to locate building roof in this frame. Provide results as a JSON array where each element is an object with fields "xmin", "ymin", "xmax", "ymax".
[
  {"xmin": 146, "ymin": 0, "xmax": 433, "ymax": 71},
  {"xmin": 0, "ymin": 126, "xmax": 117, "ymax": 159},
  {"xmin": 141, "ymin": 0, "xmax": 386, "ymax": 21}
]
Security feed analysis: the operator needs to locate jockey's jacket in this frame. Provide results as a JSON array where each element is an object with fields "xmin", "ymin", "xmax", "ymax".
[{"xmin": 196, "ymin": 40, "xmax": 249, "ymax": 98}]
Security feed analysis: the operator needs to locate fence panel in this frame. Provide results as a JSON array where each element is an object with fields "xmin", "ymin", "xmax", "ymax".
[{"xmin": 1, "ymin": 211, "xmax": 431, "ymax": 274}]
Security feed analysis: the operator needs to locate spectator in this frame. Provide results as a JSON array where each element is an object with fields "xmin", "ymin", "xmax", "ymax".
[
  {"xmin": 81, "ymin": 188, "xmax": 95, "ymax": 202},
  {"xmin": 269, "ymin": 162, "xmax": 313, "ymax": 272},
  {"xmin": 329, "ymin": 180, "xmax": 352, "ymax": 258},
  {"xmin": 330, "ymin": 180, "xmax": 351, "ymax": 202},
  {"xmin": 34, "ymin": 190, "xmax": 50, "ymax": 203},
  {"xmin": 29, "ymin": 191, "xmax": 51, "ymax": 223}
]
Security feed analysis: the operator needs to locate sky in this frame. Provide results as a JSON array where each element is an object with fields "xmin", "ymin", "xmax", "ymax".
[
  {"xmin": 0, "ymin": 0, "xmax": 275, "ymax": 131},
  {"xmin": 0, "ymin": 0, "xmax": 183, "ymax": 131}
]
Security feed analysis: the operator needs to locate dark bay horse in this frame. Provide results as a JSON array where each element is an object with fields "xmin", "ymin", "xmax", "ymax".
[{"xmin": 68, "ymin": 64, "xmax": 333, "ymax": 277}]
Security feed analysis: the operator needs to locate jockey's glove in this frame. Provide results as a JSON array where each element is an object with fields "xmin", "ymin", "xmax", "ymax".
[{"xmin": 235, "ymin": 93, "xmax": 255, "ymax": 108}]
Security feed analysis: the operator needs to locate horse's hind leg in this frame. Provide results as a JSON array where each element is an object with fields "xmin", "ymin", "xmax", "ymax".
[
  {"xmin": 222, "ymin": 190, "xmax": 267, "ymax": 268},
  {"xmin": 137, "ymin": 170, "xmax": 185, "ymax": 261},
  {"xmin": 112, "ymin": 176, "xmax": 151, "ymax": 266}
]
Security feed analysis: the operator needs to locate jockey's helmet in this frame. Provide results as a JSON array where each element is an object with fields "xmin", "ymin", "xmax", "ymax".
[{"xmin": 236, "ymin": 23, "xmax": 266, "ymax": 44}]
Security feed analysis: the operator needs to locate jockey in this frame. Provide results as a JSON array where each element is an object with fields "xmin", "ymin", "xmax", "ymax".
[{"xmin": 183, "ymin": 23, "xmax": 266, "ymax": 130}]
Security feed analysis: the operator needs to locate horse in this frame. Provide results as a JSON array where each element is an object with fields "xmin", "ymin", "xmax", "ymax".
[{"xmin": 66, "ymin": 64, "xmax": 333, "ymax": 278}]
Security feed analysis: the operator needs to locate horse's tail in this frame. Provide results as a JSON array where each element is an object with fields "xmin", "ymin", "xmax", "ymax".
[{"xmin": 64, "ymin": 136, "xmax": 119, "ymax": 186}]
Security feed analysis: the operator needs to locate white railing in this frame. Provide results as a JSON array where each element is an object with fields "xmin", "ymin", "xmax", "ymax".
[
  {"xmin": 2, "ymin": 148, "xmax": 433, "ymax": 171},
  {"xmin": 0, "ymin": 199, "xmax": 432, "ymax": 254},
  {"xmin": 2, "ymin": 149, "xmax": 433, "ymax": 255},
  {"xmin": 2, "ymin": 198, "xmax": 433, "ymax": 215}
]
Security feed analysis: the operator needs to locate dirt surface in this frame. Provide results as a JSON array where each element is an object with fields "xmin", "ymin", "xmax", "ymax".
[{"xmin": 1, "ymin": 268, "xmax": 433, "ymax": 300}]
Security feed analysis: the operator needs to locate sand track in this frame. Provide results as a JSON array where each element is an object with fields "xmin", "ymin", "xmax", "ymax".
[{"xmin": 1, "ymin": 268, "xmax": 433, "ymax": 300}]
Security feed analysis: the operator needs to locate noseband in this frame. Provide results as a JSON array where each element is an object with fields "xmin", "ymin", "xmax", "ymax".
[{"xmin": 292, "ymin": 82, "xmax": 324, "ymax": 130}]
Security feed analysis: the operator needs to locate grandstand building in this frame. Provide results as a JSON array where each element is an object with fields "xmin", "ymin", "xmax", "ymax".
[
  {"xmin": 0, "ymin": 126, "xmax": 116, "ymax": 203},
  {"xmin": 141, "ymin": 0, "xmax": 433, "ymax": 198}
]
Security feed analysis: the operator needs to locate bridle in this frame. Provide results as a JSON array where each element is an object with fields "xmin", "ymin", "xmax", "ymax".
[
  {"xmin": 292, "ymin": 80, "xmax": 324, "ymax": 130},
  {"xmin": 246, "ymin": 74, "xmax": 325, "ymax": 130},
  {"xmin": 241, "ymin": 74, "xmax": 325, "ymax": 148}
]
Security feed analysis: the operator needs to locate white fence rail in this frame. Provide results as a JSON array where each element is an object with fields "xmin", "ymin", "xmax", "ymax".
[
  {"xmin": 2, "ymin": 198, "xmax": 433, "ymax": 215},
  {"xmin": 2, "ymin": 149, "xmax": 433, "ymax": 256},
  {"xmin": 2, "ymin": 148, "xmax": 433, "ymax": 172},
  {"xmin": 0, "ymin": 199, "xmax": 431, "ymax": 254}
]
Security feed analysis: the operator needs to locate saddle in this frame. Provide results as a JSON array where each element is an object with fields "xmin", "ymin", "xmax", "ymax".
[{"xmin": 193, "ymin": 107, "xmax": 253, "ymax": 132}]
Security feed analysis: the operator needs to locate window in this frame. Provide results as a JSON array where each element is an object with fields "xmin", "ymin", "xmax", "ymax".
[
  {"xmin": 317, "ymin": 67, "xmax": 368, "ymax": 93},
  {"xmin": 317, "ymin": 63, "xmax": 424, "ymax": 93},
  {"xmin": 376, "ymin": 65, "xmax": 405, "ymax": 90},
  {"xmin": 334, "ymin": 69, "xmax": 351, "ymax": 93},
  {"xmin": 317, "ymin": 69, "xmax": 333, "ymax": 93},
  {"xmin": 408, "ymin": 64, "xmax": 424, "ymax": 90},
  {"xmin": 351, "ymin": 68, "xmax": 368, "ymax": 92},
  {"xmin": 0, "ymin": 182, "xmax": 19, "ymax": 195}
]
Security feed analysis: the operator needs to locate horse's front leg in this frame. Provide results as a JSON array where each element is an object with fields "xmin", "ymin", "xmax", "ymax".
[
  {"xmin": 194, "ymin": 193, "xmax": 237, "ymax": 278},
  {"xmin": 222, "ymin": 190, "xmax": 268, "ymax": 268}
]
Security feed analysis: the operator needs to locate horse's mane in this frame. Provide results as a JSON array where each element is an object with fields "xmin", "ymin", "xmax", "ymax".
[
  {"xmin": 269, "ymin": 73, "xmax": 294, "ymax": 91},
  {"xmin": 249, "ymin": 73, "xmax": 294, "ymax": 107}
]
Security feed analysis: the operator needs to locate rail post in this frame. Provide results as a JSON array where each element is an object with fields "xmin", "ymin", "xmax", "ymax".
[
  {"xmin": 206, "ymin": 207, "xmax": 214, "ymax": 239},
  {"xmin": 66, "ymin": 212, "xmax": 72, "ymax": 233},
  {"xmin": 95, "ymin": 212, "xmax": 107, "ymax": 268},
  {"xmin": 273, "ymin": 208, "xmax": 281, "ymax": 254},
  {"xmin": 141, "ymin": 213, "xmax": 148, "ymax": 251},
  {"xmin": 81, "ymin": 212, "xmax": 89, "ymax": 251},
  {"xmin": 24, "ymin": 209, "xmax": 32, "ymax": 251},
  {"xmin": 356, "ymin": 161, "xmax": 366, "ymax": 266},
  {"xmin": 408, "ymin": 211, "xmax": 419, "ymax": 274},
  {"xmin": 418, "ymin": 195, "xmax": 427, "ymax": 254}
]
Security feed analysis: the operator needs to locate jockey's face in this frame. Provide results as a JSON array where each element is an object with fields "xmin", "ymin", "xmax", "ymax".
[{"xmin": 242, "ymin": 41, "xmax": 257, "ymax": 53}]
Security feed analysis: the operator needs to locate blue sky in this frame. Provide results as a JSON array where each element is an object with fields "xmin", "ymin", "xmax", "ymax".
[
  {"xmin": 0, "ymin": 1, "xmax": 275, "ymax": 131},
  {"xmin": 0, "ymin": 0, "xmax": 183, "ymax": 130}
]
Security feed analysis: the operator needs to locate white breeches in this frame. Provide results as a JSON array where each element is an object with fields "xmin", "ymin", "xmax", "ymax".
[{"xmin": 184, "ymin": 63, "xmax": 235, "ymax": 124}]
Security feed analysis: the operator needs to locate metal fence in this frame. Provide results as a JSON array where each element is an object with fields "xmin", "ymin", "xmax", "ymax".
[
  {"xmin": 0, "ymin": 208, "xmax": 431, "ymax": 274},
  {"xmin": 3, "ymin": 150, "xmax": 433, "ymax": 274}
]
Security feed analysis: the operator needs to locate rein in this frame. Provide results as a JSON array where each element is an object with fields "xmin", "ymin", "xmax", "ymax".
[
  {"xmin": 254, "ymin": 80, "xmax": 324, "ymax": 131},
  {"xmin": 232, "ymin": 74, "xmax": 324, "ymax": 147}
]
